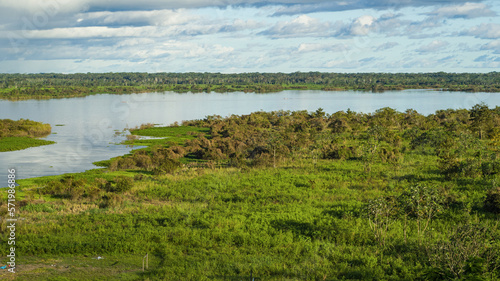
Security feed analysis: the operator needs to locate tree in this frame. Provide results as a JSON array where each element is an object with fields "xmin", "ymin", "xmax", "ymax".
[{"xmin": 399, "ymin": 185, "xmax": 443, "ymax": 243}]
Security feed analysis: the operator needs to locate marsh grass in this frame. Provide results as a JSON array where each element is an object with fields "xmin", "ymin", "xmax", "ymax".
[
  {"xmin": 2, "ymin": 107, "xmax": 500, "ymax": 280},
  {"xmin": 0, "ymin": 136, "xmax": 55, "ymax": 152},
  {"xmin": 0, "ymin": 119, "xmax": 54, "ymax": 151}
]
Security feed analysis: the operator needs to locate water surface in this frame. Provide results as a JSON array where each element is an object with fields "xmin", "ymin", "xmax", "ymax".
[{"xmin": 0, "ymin": 90, "xmax": 498, "ymax": 181}]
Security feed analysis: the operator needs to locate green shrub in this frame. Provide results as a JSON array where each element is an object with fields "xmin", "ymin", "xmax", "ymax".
[
  {"xmin": 152, "ymin": 158, "xmax": 181, "ymax": 175},
  {"xmin": 484, "ymin": 187, "xmax": 500, "ymax": 213},
  {"xmin": 114, "ymin": 176, "xmax": 134, "ymax": 192}
]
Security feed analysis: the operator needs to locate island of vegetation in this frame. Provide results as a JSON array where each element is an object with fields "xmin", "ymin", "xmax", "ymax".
[
  {"xmin": 0, "ymin": 72, "xmax": 499, "ymax": 100},
  {"xmin": 2, "ymin": 105, "xmax": 500, "ymax": 280},
  {"xmin": 0, "ymin": 119, "xmax": 55, "ymax": 152}
]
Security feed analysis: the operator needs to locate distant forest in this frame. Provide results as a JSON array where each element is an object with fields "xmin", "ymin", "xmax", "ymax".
[{"xmin": 0, "ymin": 72, "xmax": 499, "ymax": 100}]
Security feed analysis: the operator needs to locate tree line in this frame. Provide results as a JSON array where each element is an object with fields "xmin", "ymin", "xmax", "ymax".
[{"xmin": 0, "ymin": 72, "xmax": 499, "ymax": 100}]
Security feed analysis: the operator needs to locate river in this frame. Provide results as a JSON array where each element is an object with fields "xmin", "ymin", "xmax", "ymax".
[{"xmin": 0, "ymin": 90, "xmax": 498, "ymax": 180}]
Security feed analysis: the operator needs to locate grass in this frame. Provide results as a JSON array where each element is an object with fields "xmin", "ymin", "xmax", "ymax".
[
  {"xmin": 0, "ymin": 137, "xmax": 55, "ymax": 152},
  {"xmin": 2, "ymin": 108, "xmax": 500, "ymax": 280},
  {"xmin": 123, "ymin": 125, "xmax": 209, "ymax": 147},
  {"xmin": 3, "ymin": 156, "xmax": 498, "ymax": 280},
  {"xmin": 0, "ymin": 254, "xmax": 156, "ymax": 281},
  {"xmin": 0, "ymin": 119, "xmax": 54, "ymax": 151}
]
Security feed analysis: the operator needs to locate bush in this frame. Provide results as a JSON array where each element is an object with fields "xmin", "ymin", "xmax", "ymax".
[
  {"xmin": 481, "ymin": 160, "xmax": 500, "ymax": 176},
  {"xmin": 322, "ymin": 144, "xmax": 358, "ymax": 160},
  {"xmin": 101, "ymin": 176, "xmax": 134, "ymax": 193},
  {"xmin": 484, "ymin": 187, "xmax": 500, "ymax": 213},
  {"xmin": 115, "ymin": 176, "xmax": 134, "ymax": 192},
  {"xmin": 152, "ymin": 158, "xmax": 182, "ymax": 175}
]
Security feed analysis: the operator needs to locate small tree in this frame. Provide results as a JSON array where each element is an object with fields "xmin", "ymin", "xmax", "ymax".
[
  {"xmin": 399, "ymin": 185, "xmax": 443, "ymax": 243},
  {"xmin": 426, "ymin": 222, "xmax": 500, "ymax": 280},
  {"xmin": 365, "ymin": 196, "xmax": 396, "ymax": 246}
]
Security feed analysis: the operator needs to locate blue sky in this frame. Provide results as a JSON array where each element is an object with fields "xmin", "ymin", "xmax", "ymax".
[{"xmin": 0, "ymin": 0, "xmax": 499, "ymax": 73}]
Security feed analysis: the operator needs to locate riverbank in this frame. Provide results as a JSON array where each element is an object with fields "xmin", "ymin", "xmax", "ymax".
[
  {"xmin": 2, "ymin": 107, "xmax": 499, "ymax": 280},
  {"xmin": 1, "ymin": 72, "xmax": 499, "ymax": 100},
  {"xmin": 0, "ymin": 119, "xmax": 54, "ymax": 152}
]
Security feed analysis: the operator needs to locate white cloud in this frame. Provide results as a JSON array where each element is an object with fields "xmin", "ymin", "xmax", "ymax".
[
  {"xmin": 271, "ymin": 0, "xmax": 485, "ymax": 16},
  {"xmin": 374, "ymin": 42, "xmax": 398, "ymax": 51},
  {"xmin": 75, "ymin": 9, "xmax": 199, "ymax": 27},
  {"xmin": 259, "ymin": 15, "xmax": 333, "ymax": 38},
  {"xmin": 296, "ymin": 43, "xmax": 349, "ymax": 53},
  {"xmin": 462, "ymin": 23, "xmax": 500, "ymax": 39},
  {"xmin": 427, "ymin": 3, "xmax": 496, "ymax": 19},
  {"xmin": 0, "ymin": 0, "xmax": 499, "ymax": 73},
  {"xmin": 480, "ymin": 40, "xmax": 500, "ymax": 54},
  {"xmin": 349, "ymin": 15, "xmax": 375, "ymax": 36},
  {"xmin": 0, "ymin": 0, "xmax": 90, "ymax": 14},
  {"xmin": 324, "ymin": 57, "xmax": 381, "ymax": 69},
  {"xmin": 19, "ymin": 26, "xmax": 156, "ymax": 39},
  {"xmin": 260, "ymin": 14, "xmax": 408, "ymax": 39},
  {"xmin": 415, "ymin": 40, "xmax": 449, "ymax": 53}
]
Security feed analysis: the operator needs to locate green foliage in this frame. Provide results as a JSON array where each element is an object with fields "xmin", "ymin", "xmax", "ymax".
[
  {"xmin": 426, "ymin": 222, "xmax": 500, "ymax": 280},
  {"xmin": 0, "ymin": 118, "xmax": 52, "ymax": 138},
  {"xmin": 5, "ymin": 105, "xmax": 500, "ymax": 280},
  {"xmin": 0, "ymin": 118, "xmax": 54, "ymax": 151},
  {"xmin": 101, "ymin": 176, "xmax": 134, "ymax": 193},
  {"xmin": 20, "ymin": 203, "xmax": 55, "ymax": 213},
  {"xmin": 0, "ymin": 136, "xmax": 55, "ymax": 152},
  {"xmin": 484, "ymin": 187, "xmax": 500, "ymax": 213},
  {"xmin": 1, "ymin": 72, "xmax": 500, "ymax": 100}
]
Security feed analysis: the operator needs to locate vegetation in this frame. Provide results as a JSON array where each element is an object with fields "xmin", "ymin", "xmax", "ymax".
[
  {"xmin": 0, "ymin": 119, "xmax": 54, "ymax": 151},
  {"xmin": 0, "ymin": 72, "xmax": 499, "ymax": 100},
  {"xmin": 2, "ymin": 105, "xmax": 500, "ymax": 280}
]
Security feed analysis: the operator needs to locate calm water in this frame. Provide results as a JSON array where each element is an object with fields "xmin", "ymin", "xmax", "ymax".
[{"xmin": 0, "ymin": 90, "xmax": 498, "ymax": 182}]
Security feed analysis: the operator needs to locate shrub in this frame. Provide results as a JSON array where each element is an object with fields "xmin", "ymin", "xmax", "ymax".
[
  {"xmin": 114, "ymin": 176, "xmax": 134, "ymax": 193},
  {"xmin": 322, "ymin": 144, "xmax": 358, "ymax": 160},
  {"xmin": 152, "ymin": 158, "xmax": 182, "ymax": 175},
  {"xmin": 101, "ymin": 176, "xmax": 134, "ymax": 193},
  {"xmin": 484, "ymin": 187, "xmax": 500, "ymax": 213},
  {"xmin": 481, "ymin": 160, "xmax": 500, "ymax": 176}
]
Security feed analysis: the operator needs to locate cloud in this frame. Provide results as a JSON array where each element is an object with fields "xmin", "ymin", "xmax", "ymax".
[
  {"xmin": 259, "ymin": 15, "xmax": 333, "ymax": 38},
  {"xmin": 218, "ymin": 19, "xmax": 265, "ymax": 32},
  {"xmin": 271, "ymin": 0, "xmax": 483, "ymax": 16},
  {"xmin": 0, "ymin": 0, "xmax": 485, "ymax": 14},
  {"xmin": 2, "ymin": 0, "xmax": 486, "ymax": 19},
  {"xmin": 74, "ymin": 10, "xmax": 198, "ymax": 27},
  {"xmin": 15, "ymin": 26, "xmax": 156, "ymax": 39},
  {"xmin": 415, "ymin": 40, "xmax": 449, "ymax": 53},
  {"xmin": 374, "ymin": 42, "xmax": 398, "ymax": 51},
  {"xmin": 474, "ymin": 55, "xmax": 500, "ymax": 62},
  {"xmin": 324, "ymin": 56, "xmax": 381, "ymax": 69},
  {"xmin": 461, "ymin": 23, "xmax": 500, "ymax": 39},
  {"xmin": 296, "ymin": 43, "xmax": 349, "ymax": 53},
  {"xmin": 472, "ymin": 54, "xmax": 500, "ymax": 68},
  {"xmin": 349, "ymin": 15, "xmax": 375, "ymax": 36},
  {"xmin": 260, "ymin": 13, "xmax": 407, "ymax": 38},
  {"xmin": 344, "ymin": 13, "xmax": 407, "ymax": 37},
  {"xmin": 2, "ymin": 15, "xmax": 264, "ymax": 41},
  {"xmin": 480, "ymin": 40, "xmax": 500, "ymax": 54},
  {"xmin": 426, "ymin": 3, "xmax": 496, "ymax": 19},
  {"xmin": 1, "ymin": 0, "xmax": 500, "ymax": 73}
]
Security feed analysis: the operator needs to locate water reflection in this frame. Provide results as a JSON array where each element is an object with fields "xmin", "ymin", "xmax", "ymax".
[{"xmin": 0, "ymin": 90, "xmax": 497, "ymax": 180}]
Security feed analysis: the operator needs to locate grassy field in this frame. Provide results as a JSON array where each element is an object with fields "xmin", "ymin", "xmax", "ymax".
[
  {"xmin": 1, "ymin": 107, "xmax": 500, "ymax": 280},
  {"xmin": 0, "ymin": 119, "xmax": 54, "ymax": 152},
  {"xmin": 0, "ymin": 137, "xmax": 55, "ymax": 152}
]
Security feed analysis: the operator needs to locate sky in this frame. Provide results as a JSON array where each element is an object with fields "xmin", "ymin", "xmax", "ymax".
[{"xmin": 0, "ymin": 0, "xmax": 499, "ymax": 73}]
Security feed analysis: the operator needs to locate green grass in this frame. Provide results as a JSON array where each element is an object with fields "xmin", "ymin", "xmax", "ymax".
[
  {"xmin": 118, "ymin": 125, "xmax": 209, "ymax": 157},
  {"xmin": 2, "ymin": 108, "xmax": 500, "ymax": 280},
  {"xmin": 0, "ymin": 136, "xmax": 55, "ymax": 152},
  {"xmin": 0, "ymin": 254, "xmax": 157, "ymax": 281},
  {"xmin": 3, "ymin": 156, "xmax": 499, "ymax": 280},
  {"xmin": 127, "ymin": 125, "xmax": 209, "ymax": 144}
]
